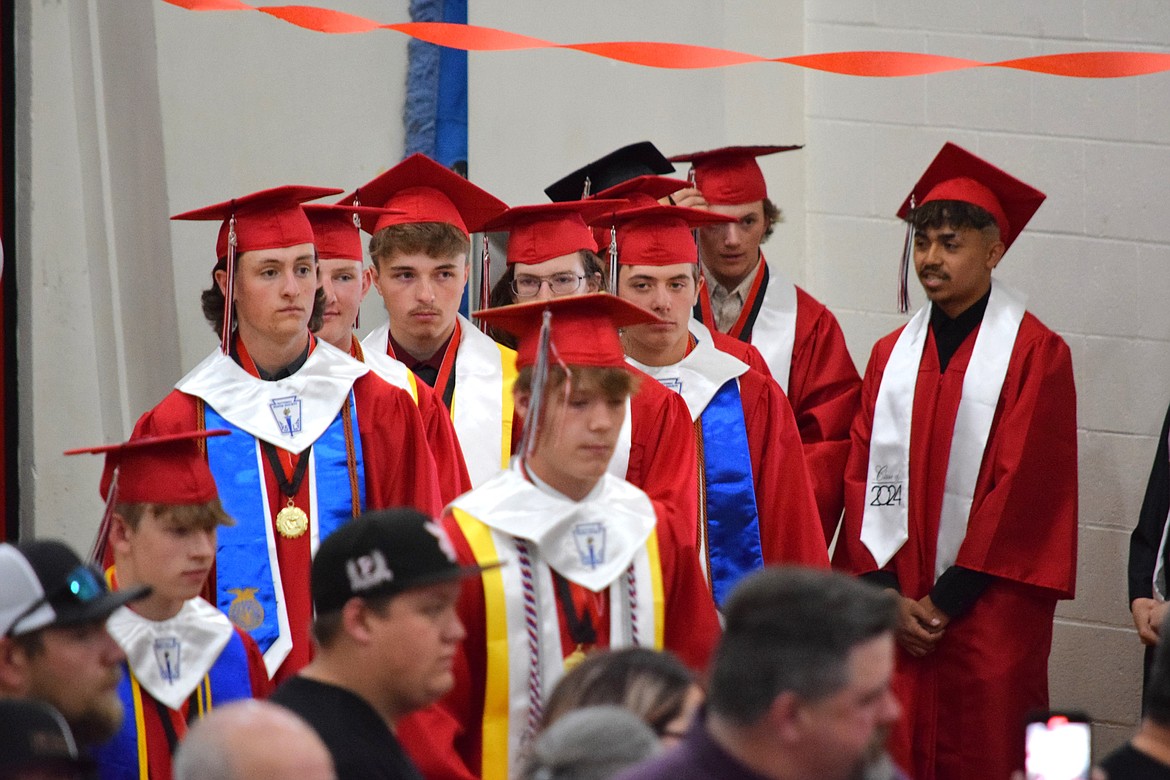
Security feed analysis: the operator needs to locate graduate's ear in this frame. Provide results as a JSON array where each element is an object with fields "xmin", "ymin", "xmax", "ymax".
[
  {"xmin": 985, "ymin": 238, "xmax": 1006, "ymax": 271},
  {"xmin": 361, "ymin": 266, "xmax": 373, "ymax": 300},
  {"xmin": 513, "ymin": 389, "xmax": 531, "ymax": 423},
  {"xmin": 214, "ymin": 268, "xmax": 229, "ymax": 297},
  {"xmin": 108, "ymin": 511, "xmax": 133, "ymax": 558}
]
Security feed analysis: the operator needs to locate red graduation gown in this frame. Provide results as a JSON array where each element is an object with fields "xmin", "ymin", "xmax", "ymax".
[
  {"xmin": 350, "ymin": 335, "xmax": 472, "ymax": 505},
  {"xmin": 397, "ymin": 504, "xmax": 721, "ymax": 780},
  {"xmin": 625, "ymin": 368, "xmax": 700, "ymax": 547},
  {"xmin": 698, "ymin": 271, "xmax": 862, "ymax": 542},
  {"xmin": 734, "ymin": 365, "xmax": 829, "ymax": 568},
  {"xmin": 134, "ymin": 369, "xmax": 443, "ymax": 683},
  {"xmin": 833, "ymin": 312, "xmax": 1077, "ymax": 780}
]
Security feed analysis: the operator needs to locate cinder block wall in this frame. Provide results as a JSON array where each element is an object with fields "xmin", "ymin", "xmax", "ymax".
[{"xmin": 803, "ymin": 1, "xmax": 1170, "ymax": 754}]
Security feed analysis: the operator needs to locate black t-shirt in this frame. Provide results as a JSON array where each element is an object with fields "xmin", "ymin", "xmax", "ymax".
[
  {"xmin": 1100, "ymin": 743, "xmax": 1170, "ymax": 780},
  {"xmin": 270, "ymin": 676, "xmax": 423, "ymax": 780}
]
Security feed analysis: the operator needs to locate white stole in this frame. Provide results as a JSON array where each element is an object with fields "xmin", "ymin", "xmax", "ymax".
[
  {"xmin": 107, "ymin": 598, "xmax": 234, "ymax": 710},
  {"xmin": 627, "ymin": 320, "xmax": 749, "ymax": 422},
  {"xmin": 604, "ymin": 399, "xmax": 633, "ymax": 482},
  {"xmin": 750, "ymin": 254, "xmax": 798, "ymax": 392},
  {"xmin": 363, "ymin": 314, "xmax": 511, "ymax": 487},
  {"xmin": 861, "ymin": 280, "xmax": 1025, "ymax": 579}
]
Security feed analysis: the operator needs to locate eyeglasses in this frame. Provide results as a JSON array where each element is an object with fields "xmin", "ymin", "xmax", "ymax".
[
  {"xmin": 4, "ymin": 565, "xmax": 107, "ymax": 637},
  {"xmin": 511, "ymin": 272, "xmax": 586, "ymax": 298}
]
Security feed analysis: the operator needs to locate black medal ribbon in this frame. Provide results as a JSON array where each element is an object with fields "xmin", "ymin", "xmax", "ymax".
[
  {"xmin": 261, "ymin": 442, "xmax": 312, "ymax": 502},
  {"xmin": 552, "ymin": 572, "xmax": 597, "ymax": 647}
]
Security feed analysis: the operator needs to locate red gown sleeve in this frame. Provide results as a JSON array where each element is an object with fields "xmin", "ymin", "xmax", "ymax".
[
  {"xmin": 655, "ymin": 508, "xmax": 722, "ymax": 674},
  {"xmin": 788, "ymin": 289, "xmax": 862, "ymax": 542},
  {"xmin": 952, "ymin": 321, "xmax": 1077, "ymax": 597},
  {"xmin": 414, "ymin": 379, "xmax": 473, "ymax": 505},
  {"xmin": 738, "ymin": 369, "xmax": 830, "ymax": 568},
  {"xmin": 353, "ymin": 373, "xmax": 444, "ymax": 517},
  {"xmin": 627, "ymin": 374, "xmax": 699, "ymax": 547},
  {"xmin": 397, "ymin": 513, "xmax": 486, "ymax": 780}
]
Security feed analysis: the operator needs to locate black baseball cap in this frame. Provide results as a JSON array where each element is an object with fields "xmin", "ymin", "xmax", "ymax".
[
  {"xmin": 0, "ymin": 699, "xmax": 94, "ymax": 777},
  {"xmin": 0, "ymin": 540, "xmax": 149, "ymax": 637},
  {"xmin": 311, "ymin": 508, "xmax": 499, "ymax": 614}
]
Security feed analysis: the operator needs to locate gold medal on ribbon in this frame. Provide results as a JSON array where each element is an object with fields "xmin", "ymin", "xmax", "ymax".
[
  {"xmin": 564, "ymin": 644, "xmax": 588, "ymax": 672},
  {"xmin": 275, "ymin": 500, "xmax": 309, "ymax": 539}
]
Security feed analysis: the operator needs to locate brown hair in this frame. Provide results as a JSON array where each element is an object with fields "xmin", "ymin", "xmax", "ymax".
[
  {"xmin": 514, "ymin": 364, "xmax": 637, "ymax": 403},
  {"xmin": 115, "ymin": 498, "xmax": 233, "ymax": 533},
  {"xmin": 201, "ymin": 255, "xmax": 326, "ymax": 336},
  {"xmin": 761, "ymin": 197, "xmax": 782, "ymax": 241},
  {"xmin": 367, "ymin": 222, "xmax": 470, "ymax": 272},
  {"xmin": 540, "ymin": 648, "xmax": 696, "ymax": 738}
]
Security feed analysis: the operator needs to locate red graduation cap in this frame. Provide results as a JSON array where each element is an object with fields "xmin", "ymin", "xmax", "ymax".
[
  {"xmin": 593, "ymin": 175, "xmax": 693, "ymax": 207},
  {"xmin": 305, "ymin": 204, "xmax": 404, "ymax": 262},
  {"xmin": 339, "ymin": 153, "xmax": 507, "ymax": 238},
  {"xmin": 172, "ymin": 185, "xmax": 342, "ymax": 353},
  {"xmin": 480, "ymin": 200, "xmax": 627, "ymax": 267},
  {"xmin": 171, "ymin": 185, "xmax": 343, "ymax": 260},
  {"xmin": 589, "ymin": 204, "xmax": 735, "ymax": 268},
  {"xmin": 895, "ymin": 142, "xmax": 1046, "ymax": 251},
  {"xmin": 65, "ymin": 430, "xmax": 230, "ymax": 505},
  {"xmin": 668, "ymin": 145, "xmax": 803, "ymax": 205},
  {"xmin": 474, "ymin": 293, "xmax": 661, "ymax": 370}
]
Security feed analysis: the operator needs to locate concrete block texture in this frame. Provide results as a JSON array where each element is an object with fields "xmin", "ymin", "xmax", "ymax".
[
  {"xmin": 1050, "ymin": 622, "xmax": 1142, "ymax": 728},
  {"xmin": 1058, "ymin": 525, "xmax": 1137, "ymax": 628}
]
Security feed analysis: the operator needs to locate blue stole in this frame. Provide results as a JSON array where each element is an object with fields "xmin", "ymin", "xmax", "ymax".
[
  {"xmin": 700, "ymin": 379, "xmax": 764, "ymax": 607},
  {"xmin": 204, "ymin": 395, "xmax": 366, "ymax": 655},
  {"xmin": 94, "ymin": 630, "xmax": 255, "ymax": 780}
]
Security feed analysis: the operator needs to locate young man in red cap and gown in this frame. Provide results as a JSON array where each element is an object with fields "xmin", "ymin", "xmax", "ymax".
[
  {"xmin": 396, "ymin": 294, "xmax": 722, "ymax": 780},
  {"xmin": 344, "ymin": 154, "xmax": 516, "ymax": 487},
  {"xmin": 832, "ymin": 143, "xmax": 1078, "ymax": 780},
  {"xmin": 671, "ymin": 145, "xmax": 862, "ymax": 542},
  {"xmin": 66, "ymin": 430, "xmax": 269, "ymax": 780},
  {"xmin": 306, "ymin": 203, "xmax": 472, "ymax": 504},
  {"xmin": 134, "ymin": 185, "xmax": 443, "ymax": 684},
  {"xmin": 480, "ymin": 199, "xmax": 700, "ymax": 546},
  {"xmin": 603, "ymin": 204, "xmax": 829, "ymax": 606}
]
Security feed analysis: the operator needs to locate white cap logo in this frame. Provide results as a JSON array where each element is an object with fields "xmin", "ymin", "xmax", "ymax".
[
  {"xmin": 425, "ymin": 521, "xmax": 458, "ymax": 563},
  {"xmin": 345, "ymin": 550, "xmax": 394, "ymax": 592}
]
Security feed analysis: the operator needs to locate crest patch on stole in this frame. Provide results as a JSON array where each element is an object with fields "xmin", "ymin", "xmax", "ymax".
[
  {"xmin": 153, "ymin": 637, "xmax": 181, "ymax": 683},
  {"xmin": 269, "ymin": 395, "xmax": 303, "ymax": 437},
  {"xmin": 226, "ymin": 587, "xmax": 265, "ymax": 632},
  {"xmin": 659, "ymin": 376, "xmax": 683, "ymax": 394},
  {"xmin": 572, "ymin": 522, "xmax": 606, "ymax": 570}
]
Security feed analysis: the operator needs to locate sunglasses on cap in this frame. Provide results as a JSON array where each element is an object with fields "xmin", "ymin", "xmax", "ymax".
[{"xmin": 4, "ymin": 564, "xmax": 107, "ymax": 637}]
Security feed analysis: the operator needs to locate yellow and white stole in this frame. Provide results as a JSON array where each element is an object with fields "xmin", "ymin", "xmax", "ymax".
[{"xmin": 449, "ymin": 465, "xmax": 665, "ymax": 780}]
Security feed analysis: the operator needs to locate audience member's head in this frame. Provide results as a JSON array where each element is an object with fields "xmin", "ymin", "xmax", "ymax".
[
  {"xmin": 520, "ymin": 705, "xmax": 660, "ymax": 780},
  {"xmin": 704, "ymin": 567, "xmax": 901, "ymax": 780},
  {"xmin": 306, "ymin": 508, "xmax": 491, "ymax": 723},
  {"xmin": 0, "ymin": 541, "xmax": 146, "ymax": 745},
  {"xmin": 173, "ymin": 699, "xmax": 334, "ymax": 780},
  {"xmin": 541, "ymin": 648, "xmax": 701, "ymax": 745},
  {"xmin": 0, "ymin": 699, "xmax": 93, "ymax": 780}
]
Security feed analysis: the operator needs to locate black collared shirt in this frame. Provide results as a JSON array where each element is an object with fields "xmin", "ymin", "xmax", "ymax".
[{"xmin": 930, "ymin": 288, "xmax": 991, "ymax": 372}]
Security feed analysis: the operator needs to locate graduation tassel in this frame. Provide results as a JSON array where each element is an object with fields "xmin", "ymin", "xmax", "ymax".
[
  {"xmin": 520, "ymin": 309, "xmax": 554, "ymax": 461},
  {"xmin": 897, "ymin": 194, "xmax": 915, "ymax": 314},
  {"xmin": 581, "ymin": 175, "xmax": 592, "ymax": 199},
  {"xmin": 477, "ymin": 237, "xmax": 491, "ymax": 334},
  {"xmin": 352, "ymin": 210, "xmax": 362, "ymax": 331},
  {"xmin": 608, "ymin": 224, "xmax": 619, "ymax": 295},
  {"xmin": 220, "ymin": 213, "xmax": 238, "ymax": 353},
  {"xmin": 88, "ymin": 469, "xmax": 118, "ymax": 565}
]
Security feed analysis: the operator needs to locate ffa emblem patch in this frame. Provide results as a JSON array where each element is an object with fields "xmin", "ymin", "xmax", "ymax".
[
  {"xmin": 226, "ymin": 587, "xmax": 264, "ymax": 632},
  {"xmin": 572, "ymin": 522, "xmax": 606, "ymax": 570},
  {"xmin": 153, "ymin": 637, "xmax": 181, "ymax": 683},
  {"xmin": 269, "ymin": 395, "xmax": 303, "ymax": 437}
]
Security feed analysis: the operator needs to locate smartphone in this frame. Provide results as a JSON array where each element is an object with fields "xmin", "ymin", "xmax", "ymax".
[{"xmin": 1024, "ymin": 711, "xmax": 1092, "ymax": 780}]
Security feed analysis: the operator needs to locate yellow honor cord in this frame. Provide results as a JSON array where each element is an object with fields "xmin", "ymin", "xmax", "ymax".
[{"xmin": 129, "ymin": 674, "xmax": 149, "ymax": 780}]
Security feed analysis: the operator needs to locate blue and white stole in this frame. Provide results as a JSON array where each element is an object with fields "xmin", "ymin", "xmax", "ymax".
[
  {"xmin": 628, "ymin": 320, "xmax": 763, "ymax": 606},
  {"xmin": 176, "ymin": 339, "xmax": 369, "ymax": 675}
]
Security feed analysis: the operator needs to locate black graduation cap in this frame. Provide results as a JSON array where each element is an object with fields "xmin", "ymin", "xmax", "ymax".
[{"xmin": 544, "ymin": 142, "xmax": 676, "ymax": 203}]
